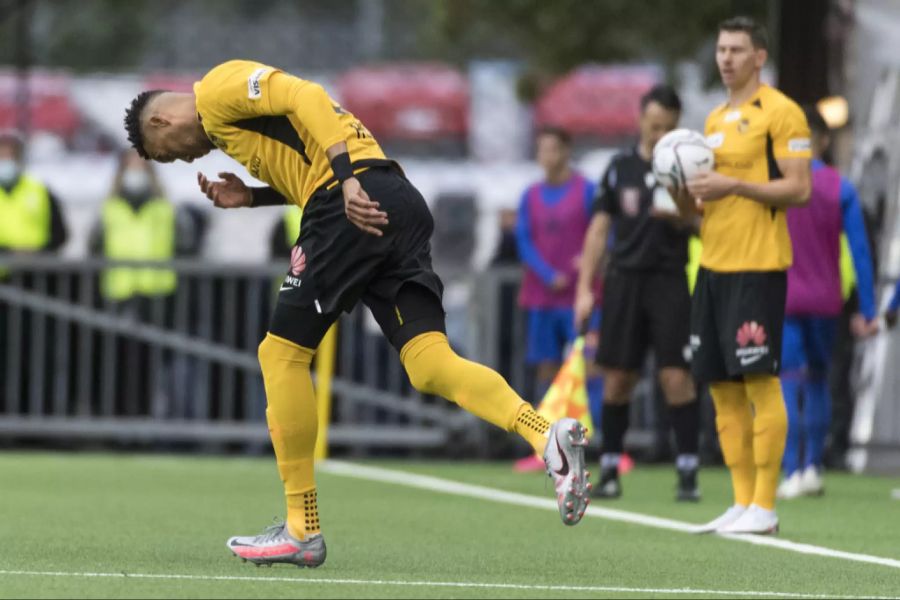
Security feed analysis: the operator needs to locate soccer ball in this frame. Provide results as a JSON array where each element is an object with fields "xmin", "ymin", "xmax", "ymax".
[{"xmin": 651, "ymin": 129, "xmax": 714, "ymax": 192}]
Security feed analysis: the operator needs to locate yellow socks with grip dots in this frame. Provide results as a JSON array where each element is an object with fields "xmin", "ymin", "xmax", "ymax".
[
  {"xmin": 744, "ymin": 374, "xmax": 788, "ymax": 511},
  {"xmin": 258, "ymin": 333, "xmax": 321, "ymax": 540},
  {"xmin": 399, "ymin": 332, "xmax": 550, "ymax": 455},
  {"xmin": 710, "ymin": 381, "xmax": 756, "ymax": 507}
]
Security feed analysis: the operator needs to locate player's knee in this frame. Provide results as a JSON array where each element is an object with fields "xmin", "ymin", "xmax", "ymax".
[
  {"xmin": 258, "ymin": 333, "xmax": 313, "ymax": 372},
  {"xmin": 405, "ymin": 361, "xmax": 439, "ymax": 394},
  {"xmin": 603, "ymin": 369, "xmax": 637, "ymax": 404},
  {"xmin": 659, "ymin": 368, "xmax": 695, "ymax": 405}
]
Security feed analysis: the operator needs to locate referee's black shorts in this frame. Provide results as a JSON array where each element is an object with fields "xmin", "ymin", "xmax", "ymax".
[
  {"xmin": 271, "ymin": 165, "xmax": 446, "ymax": 351},
  {"xmin": 596, "ymin": 267, "xmax": 692, "ymax": 371},
  {"xmin": 689, "ymin": 267, "xmax": 787, "ymax": 383}
]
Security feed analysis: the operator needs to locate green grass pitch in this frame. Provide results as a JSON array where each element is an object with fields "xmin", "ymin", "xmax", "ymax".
[{"xmin": 1, "ymin": 452, "xmax": 900, "ymax": 599}]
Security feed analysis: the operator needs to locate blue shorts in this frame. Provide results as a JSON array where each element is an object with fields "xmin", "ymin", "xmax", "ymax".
[
  {"xmin": 526, "ymin": 308, "xmax": 601, "ymax": 365},
  {"xmin": 781, "ymin": 317, "xmax": 837, "ymax": 374}
]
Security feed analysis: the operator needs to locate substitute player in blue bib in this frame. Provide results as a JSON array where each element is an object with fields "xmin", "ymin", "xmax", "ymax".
[
  {"xmin": 778, "ymin": 105, "xmax": 878, "ymax": 499},
  {"xmin": 516, "ymin": 127, "xmax": 603, "ymax": 449}
]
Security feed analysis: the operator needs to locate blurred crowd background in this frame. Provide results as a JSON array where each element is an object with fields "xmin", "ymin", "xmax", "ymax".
[{"xmin": 1, "ymin": 0, "xmax": 899, "ymax": 472}]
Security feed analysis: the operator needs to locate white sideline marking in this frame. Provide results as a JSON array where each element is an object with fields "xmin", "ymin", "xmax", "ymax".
[
  {"xmin": 319, "ymin": 460, "xmax": 900, "ymax": 571},
  {"xmin": 1, "ymin": 569, "xmax": 898, "ymax": 599}
]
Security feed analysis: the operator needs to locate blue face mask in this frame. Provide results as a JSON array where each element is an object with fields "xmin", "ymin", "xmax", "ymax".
[{"xmin": 0, "ymin": 159, "xmax": 20, "ymax": 186}]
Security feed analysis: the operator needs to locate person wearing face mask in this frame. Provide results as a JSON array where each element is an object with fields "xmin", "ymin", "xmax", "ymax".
[
  {"xmin": 0, "ymin": 131, "xmax": 68, "ymax": 259},
  {"xmin": 86, "ymin": 149, "xmax": 179, "ymax": 421},
  {"xmin": 92, "ymin": 148, "xmax": 176, "ymax": 303},
  {"xmin": 0, "ymin": 131, "xmax": 68, "ymax": 414}
]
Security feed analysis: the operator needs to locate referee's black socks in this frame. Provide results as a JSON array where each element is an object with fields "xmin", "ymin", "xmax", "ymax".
[
  {"xmin": 600, "ymin": 403, "xmax": 630, "ymax": 469},
  {"xmin": 669, "ymin": 400, "xmax": 700, "ymax": 470}
]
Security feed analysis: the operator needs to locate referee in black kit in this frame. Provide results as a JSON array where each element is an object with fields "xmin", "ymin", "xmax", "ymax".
[{"xmin": 574, "ymin": 85, "xmax": 701, "ymax": 501}]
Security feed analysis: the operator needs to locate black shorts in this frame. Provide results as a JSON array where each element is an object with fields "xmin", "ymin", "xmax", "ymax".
[
  {"xmin": 690, "ymin": 267, "xmax": 787, "ymax": 382},
  {"xmin": 271, "ymin": 166, "xmax": 446, "ymax": 351},
  {"xmin": 597, "ymin": 267, "xmax": 692, "ymax": 371}
]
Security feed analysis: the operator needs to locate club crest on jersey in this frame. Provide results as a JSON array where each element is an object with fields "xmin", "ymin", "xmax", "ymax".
[
  {"xmin": 738, "ymin": 118, "xmax": 750, "ymax": 134},
  {"xmin": 619, "ymin": 187, "xmax": 641, "ymax": 217},
  {"xmin": 248, "ymin": 68, "xmax": 268, "ymax": 100}
]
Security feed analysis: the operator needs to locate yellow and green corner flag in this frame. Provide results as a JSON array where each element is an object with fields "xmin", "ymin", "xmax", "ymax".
[{"xmin": 535, "ymin": 336, "xmax": 594, "ymax": 440}]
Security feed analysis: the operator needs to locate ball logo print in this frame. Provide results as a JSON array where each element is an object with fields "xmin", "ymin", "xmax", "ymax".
[
  {"xmin": 652, "ymin": 128, "xmax": 714, "ymax": 192},
  {"xmin": 290, "ymin": 245, "xmax": 307, "ymax": 277},
  {"xmin": 736, "ymin": 321, "xmax": 767, "ymax": 348}
]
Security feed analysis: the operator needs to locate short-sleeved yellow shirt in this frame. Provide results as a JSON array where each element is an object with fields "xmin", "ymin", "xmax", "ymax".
[
  {"xmin": 194, "ymin": 60, "xmax": 387, "ymax": 208},
  {"xmin": 701, "ymin": 84, "xmax": 811, "ymax": 272}
]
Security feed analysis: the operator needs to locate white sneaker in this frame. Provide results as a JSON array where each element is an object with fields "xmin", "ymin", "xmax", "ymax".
[
  {"xmin": 777, "ymin": 471, "xmax": 804, "ymax": 500},
  {"xmin": 718, "ymin": 504, "xmax": 779, "ymax": 535},
  {"xmin": 693, "ymin": 504, "xmax": 746, "ymax": 534},
  {"xmin": 800, "ymin": 466, "xmax": 824, "ymax": 496}
]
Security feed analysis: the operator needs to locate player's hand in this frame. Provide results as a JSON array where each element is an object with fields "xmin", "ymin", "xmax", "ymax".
[
  {"xmin": 197, "ymin": 172, "xmax": 252, "ymax": 209},
  {"xmin": 686, "ymin": 172, "xmax": 736, "ymax": 202},
  {"xmin": 573, "ymin": 287, "xmax": 594, "ymax": 329},
  {"xmin": 551, "ymin": 273, "xmax": 569, "ymax": 291},
  {"xmin": 342, "ymin": 177, "xmax": 388, "ymax": 236},
  {"xmin": 850, "ymin": 313, "xmax": 880, "ymax": 338},
  {"xmin": 667, "ymin": 186, "xmax": 704, "ymax": 217},
  {"xmin": 886, "ymin": 310, "xmax": 898, "ymax": 330}
]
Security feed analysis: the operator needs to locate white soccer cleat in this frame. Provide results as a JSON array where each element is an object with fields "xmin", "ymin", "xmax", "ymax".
[
  {"xmin": 543, "ymin": 418, "xmax": 590, "ymax": 526},
  {"xmin": 777, "ymin": 471, "xmax": 804, "ymax": 500},
  {"xmin": 718, "ymin": 504, "xmax": 779, "ymax": 535},
  {"xmin": 800, "ymin": 466, "xmax": 825, "ymax": 496},
  {"xmin": 693, "ymin": 504, "xmax": 746, "ymax": 534}
]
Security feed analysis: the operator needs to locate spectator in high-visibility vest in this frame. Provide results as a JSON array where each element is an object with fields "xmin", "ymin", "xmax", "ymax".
[
  {"xmin": 0, "ymin": 131, "xmax": 68, "ymax": 413},
  {"xmin": 97, "ymin": 149, "xmax": 176, "ymax": 302},
  {"xmin": 0, "ymin": 131, "xmax": 67, "ymax": 258}
]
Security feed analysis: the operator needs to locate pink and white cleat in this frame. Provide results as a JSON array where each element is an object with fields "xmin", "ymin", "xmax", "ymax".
[
  {"xmin": 227, "ymin": 522, "xmax": 326, "ymax": 568},
  {"xmin": 543, "ymin": 418, "xmax": 591, "ymax": 526}
]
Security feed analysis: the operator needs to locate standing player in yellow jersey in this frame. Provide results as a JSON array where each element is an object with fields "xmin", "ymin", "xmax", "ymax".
[
  {"xmin": 123, "ymin": 60, "xmax": 592, "ymax": 568},
  {"xmin": 674, "ymin": 18, "xmax": 812, "ymax": 534}
]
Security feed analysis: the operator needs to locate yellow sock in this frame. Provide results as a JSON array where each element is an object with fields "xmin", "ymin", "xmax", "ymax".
[
  {"xmin": 258, "ymin": 333, "xmax": 321, "ymax": 539},
  {"xmin": 745, "ymin": 375, "xmax": 788, "ymax": 510},
  {"xmin": 399, "ymin": 332, "xmax": 547, "ymax": 454},
  {"xmin": 513, "ymin": 404, "xmax": 551, "ymax": 456},
  {"xmin": 710, "ymin": 381, "xmax": 755, "ymax": 507}
]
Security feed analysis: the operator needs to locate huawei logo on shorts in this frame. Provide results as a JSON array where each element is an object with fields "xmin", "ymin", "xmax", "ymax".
[
  {"xmin": 736, "ymin": 321, "xmax": 766, "ymax": 348},
  {"xmin": 290, "ymin": 246, "xmax": 307, "ymax": 277}
]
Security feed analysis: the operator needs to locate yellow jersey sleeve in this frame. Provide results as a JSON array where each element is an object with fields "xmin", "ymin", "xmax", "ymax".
[
  {"xmin": 196, "ymin": 60, "xmax": 346, "ymax": 152},
  {"xmin": 769, "ymin": 100, "xmax": 812, "ymax": 160}
]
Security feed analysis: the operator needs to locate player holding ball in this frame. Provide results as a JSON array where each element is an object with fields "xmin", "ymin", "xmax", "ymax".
[{"xmin": 671, "ymin": 16, "xmax": 812, "ymax": 535}]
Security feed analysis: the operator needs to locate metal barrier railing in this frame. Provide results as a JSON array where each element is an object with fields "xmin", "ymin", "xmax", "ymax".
[
  {"xmin": 0, "ymin": 254, "xmax": 684, "ymax": 458},
  {"xmin": 0, "ymin": 255, "xmax": 474, "ymax": 452}
]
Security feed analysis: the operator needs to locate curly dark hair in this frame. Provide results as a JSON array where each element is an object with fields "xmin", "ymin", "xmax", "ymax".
[{"xmin": 124, "ymin": 90, "xmax": 165, "ymax": 159}]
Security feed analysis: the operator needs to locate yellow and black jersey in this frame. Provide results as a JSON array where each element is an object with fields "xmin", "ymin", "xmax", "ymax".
[
  {"xmin": 701, "ymin": 84, "xmax": 811, "ymax": 272},
  {"xmin": 194, "ymin": 60, "xmax": 388, "ymax": 208}
]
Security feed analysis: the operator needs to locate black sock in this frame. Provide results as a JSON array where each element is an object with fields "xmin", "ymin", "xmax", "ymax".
[
  {"xmin": 600, "ymin": 403, "xmax": 630, "ymax": 457},
  {"xmin": 669, "ymin": 400, "xmax": 700, "ymax": 459}
]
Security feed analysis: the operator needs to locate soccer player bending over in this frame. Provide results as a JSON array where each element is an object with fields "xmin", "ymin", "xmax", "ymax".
[
  {"xmin": 124, "ymin": 60, "xmax": 591, "ymax": 568},
  {"xmin": 673, "ymin": 17, "xmax": 811, "ymax": 534}
]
